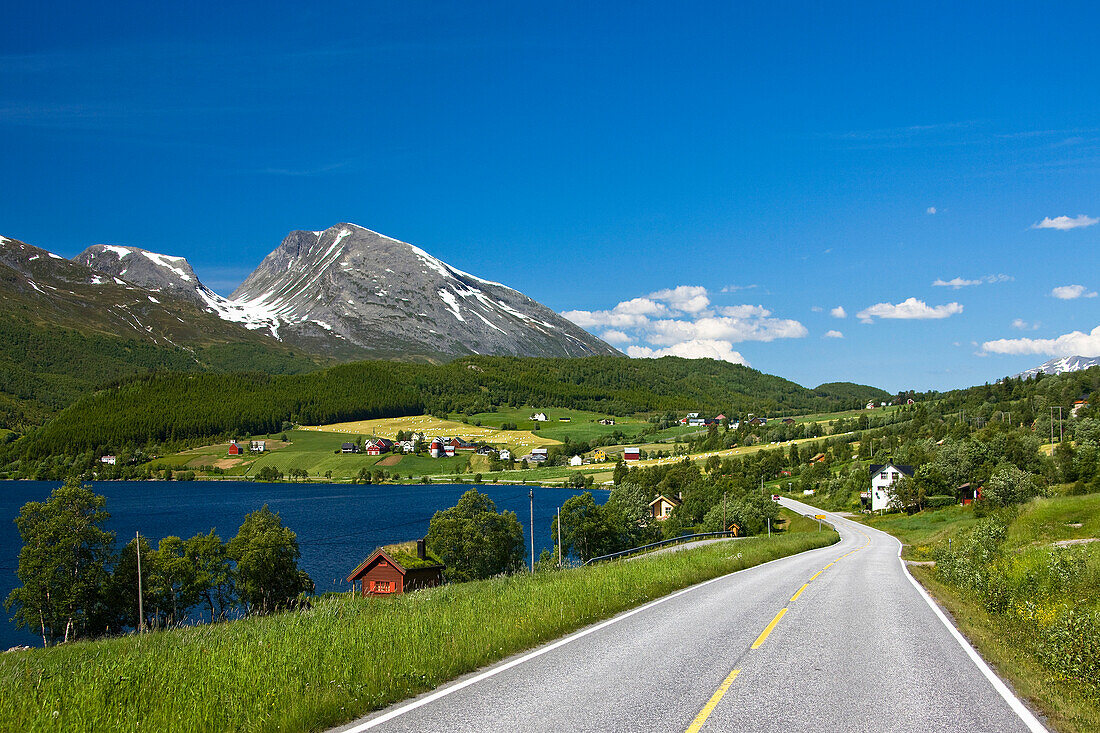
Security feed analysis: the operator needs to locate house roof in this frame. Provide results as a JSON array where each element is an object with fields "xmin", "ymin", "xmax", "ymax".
[
  {"xmin": 869, "ymin": 463, "xmax": 914, "ymax": 477},
  {"xmin": 346, "ymin": 542, "xmax": 444, "ymax": 582},
  {"xmin": 648, "ymin": 494, "xmax": 682, "ymax": 507}
]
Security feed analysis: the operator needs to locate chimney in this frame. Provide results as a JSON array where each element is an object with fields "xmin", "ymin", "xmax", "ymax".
[{"xmin": 417, "ymin": 538, "xmax": 427, "ymax": 560}]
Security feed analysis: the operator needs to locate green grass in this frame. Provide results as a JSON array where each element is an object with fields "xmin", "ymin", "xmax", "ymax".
[
  {"xmin": 0, "ymin": 531, "xmax": 838, "ymax": 732},
  {"xmin": 458, "ymin": 407, "xmax": 651, "ymax": 442},
  {"xmin": 912, "ymin": 567, "xmax": 1100, "ymax": 733},
  {"xmin": 866, "ymin": 492, "xmax": 1100, "ymax": 732}
]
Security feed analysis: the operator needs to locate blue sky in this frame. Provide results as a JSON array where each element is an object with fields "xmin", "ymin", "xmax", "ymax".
[{"xmin": 2, "ymin": 1, "xmax": 1098, "ymax": 392}]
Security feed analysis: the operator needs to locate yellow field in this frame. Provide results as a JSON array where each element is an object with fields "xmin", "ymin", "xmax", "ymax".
[{"xmin": 299, "ymin": 414, "xmax": 561, "ymax": 452}]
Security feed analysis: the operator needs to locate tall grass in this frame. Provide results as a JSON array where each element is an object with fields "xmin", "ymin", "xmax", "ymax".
[{"xmin": 0, "ymin": 531, "xmax": 836, "ymax": 732}]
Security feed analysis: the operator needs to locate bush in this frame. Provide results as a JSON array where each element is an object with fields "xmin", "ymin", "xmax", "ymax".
[{"xmin": 925, "ymin": 494, "xmax": 957, "ymax": 508}]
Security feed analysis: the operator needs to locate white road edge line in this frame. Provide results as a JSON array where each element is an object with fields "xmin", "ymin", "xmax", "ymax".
[
  {"xmin": 337, "ymin": 537, "xmax": 846, "ymax": 732},
  {"xmin": 799, "ymin": 502, "xmax": 1048, "ymax": 733}
]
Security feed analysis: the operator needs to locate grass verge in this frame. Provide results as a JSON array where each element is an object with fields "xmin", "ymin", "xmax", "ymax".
[
  {"xmin": 910, "ymin": 567, "xmax": 1100, "ymax": 733},
  {"xmin": 0, "ymin": 531, "xmax": 837, "ymax": 732}
]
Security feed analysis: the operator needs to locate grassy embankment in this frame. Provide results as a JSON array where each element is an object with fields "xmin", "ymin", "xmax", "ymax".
[
  {"xmin": 864, "ymin": 493, "xmax": 1100, "ymax": 733},
  {"xmin": 0, "ymin": 530, "xmax": 838, "ymax": 732}
]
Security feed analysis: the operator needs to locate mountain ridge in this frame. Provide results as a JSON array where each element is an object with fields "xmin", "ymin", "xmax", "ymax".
[{"xmin": 1012, "ymin": 355, "xmax": 1100, "ymax": 379}]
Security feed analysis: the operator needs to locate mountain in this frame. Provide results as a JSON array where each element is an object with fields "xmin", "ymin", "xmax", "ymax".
[
  {"xmin": 229, "ymin": 223, "xmax": 620, "ymax": 360},
  {"xmin": 0, "ymin": 234, "xmax": 319, "ymax": 428},
  {"xmin": 1013, "ymin": 355, "xmax": 1100, "ymax": 379}
]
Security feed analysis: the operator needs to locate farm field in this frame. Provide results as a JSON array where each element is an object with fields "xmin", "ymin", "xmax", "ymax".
[
  {"xmin": 299, "ymin": 414, "xmax": 559, "ymax": 454},
  {"xmin": 457, "ymin": 406, "xmax": 651, "ymax": 442}
]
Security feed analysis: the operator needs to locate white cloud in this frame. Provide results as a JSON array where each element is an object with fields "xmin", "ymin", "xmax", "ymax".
[
  {"xmin": 721, "ymin": 284, "xmax": 758, "ymax": 293},
  {"xmin": 626, "ymin": 339, "xmax": 749, "ymax": 365},
  {"xmin": 824, "ymin": 330, "xmax": 844, "ymax": 339},
  {"xmin": 856, "ymin": 297, "xmax": 964, "ymax": 323},
  {"xmin": 811, "ymin": 305, "xmax": 823, "ymax": 312},
  {"xmin": 611, "ymin": 297, "xmax": 669, "ymax": 316},
  {"xmin": 1032, "ymin": 215, "xmax": 1098, "ymax": 230},
  {"xmin": 600, "ymin": 329, "xmax": 632, "ymax": 345},
  {"xmin": 933, "ymin": 274, "xmax": 1013, "ymax": 289},
  {"xmin": 1011, "ymin": 318, "xmax": 1040, "ymax": 331},
  {"xmin": 562, "ymin": 286, "xmax": 808, "ymax": 365},
  {"xmin": 1051, "ymin": 284, "xmax": 1097, "ymax": 300},
  {"xmin": 829, "ymin": 306, "xmax": 847, "ymax": 319},
  {"xmin": 982, "ymin": 325, "xmax": 1100, "ymax": 357},
  {"xmin": 933, "ymin": 277, "xmax": 981, "ymax": 289},
  {"xmin": 926, "ymin": 206, "xmax": 937, "ymax": 215},
  {"xmin": 649, "ymin": 285, "xmax": 710, "ymax": 314}
]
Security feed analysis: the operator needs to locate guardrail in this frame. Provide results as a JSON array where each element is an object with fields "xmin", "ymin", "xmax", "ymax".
[{"xmin": 584, "ymin": 530, "xmax": 742, "ymax": 565}]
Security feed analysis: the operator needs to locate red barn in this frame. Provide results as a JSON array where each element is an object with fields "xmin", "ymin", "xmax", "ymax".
[
  {"xmin": 624, "ymin": 447, "xmax": 641, "ymax": 461},
  {"xmin": 347, "ymin": 540, "xmax": 444, "ymax": 597},
  {"xmin": 228, "ymin": 442, "xmax": 244, "ymax": 456}
]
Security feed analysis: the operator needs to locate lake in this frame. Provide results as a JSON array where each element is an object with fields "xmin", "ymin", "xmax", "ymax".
[{"xmin": 0, "ymin": 480, "xmax": 605, "ymax": 649}]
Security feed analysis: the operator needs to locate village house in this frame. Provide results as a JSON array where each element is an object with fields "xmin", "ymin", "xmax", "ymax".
[
  {"xmin": 531, "ymin": 412, "xmax": 548, "ymax": 422},
  {"xmin": 346, "ymin": 539, "xmax": 444, "ymax": 597},
  {"xmin": 715, "ymin": 414, "xmax": 726, "ymax": 421},
  {"xmin": 398, "ymin": 440, "xmax": 416, "ymax": 453},
  {"xmin": 598, "ymin": 418, "xmax": 616, "ymax": 425},
  {"xmin": 782, "ymin": 418, "xmax": 796, "ymax": 425},
  {"xmin": 649, "ymin": 493, "xmax": 681, "ymax": 520},
  {"xmin": 228, "ymin": 442, "xmax": 245, "ymax": 456},
  {"xmin": 687, "ymin": 412, "xmax": 700, "ymax": 419},
  {"xmin": 558, "ymin": 416, "xmax": 571, "ymax": 422},
  {"xmin": 810, "ymin": 453, "xmax": 826, "ymax": 463},
  {"xmin": 476, "ymin": 446, "xmax": 495, "ymax": 456},
  {"xmin": 569, "ymin": 455, "xmax": 583, "ymax": 467},
  {"xmin": 529, "ymin": 447, "xmax": 548, "ymax": 462},
  {"xmin": 99, "ymin": 455, "xmax": 117, "ymax": 465},
  {"xmin": 957, "ymin": 482, "xmax": 983, "ymax": 505},
  {"xmin": 341, "ymin": 442, "xmax": 358, "ymax": 454},
  {"xmin": 865, "ymin": 463, "xmax": 915, "ymax": 512},
  {"xmin": 1072, "ymin": 400, "xmax": 1089, "ymax": 417},
  {"xmin": 365, "ymin": 438, "xmax": 394, "ymax": 456},
  {"xmin": 592, "ymin": 449, "xmax": 607, "ymax": 462},
  {"xmin": 498, "ymin": 449, "xmax": 511, "ymax": 461},
  {"xmin": 448, "ymin": 437, "xmax": 477, "ymax": 452},
  {"xmin": 688, "ymin": 418, "xmax": 706, "ymax": 427},
  {"xmin": 624, "ymin": 447, "xmax": 641, "ymax": 461},
  {"xmin": 866, "ymin": 401, "xmax": 876, "ymax": 410}
]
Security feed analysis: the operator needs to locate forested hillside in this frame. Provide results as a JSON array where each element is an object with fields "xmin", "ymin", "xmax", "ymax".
[{"xmin": 7, "ymin": 356, "xmax": 887, "ymax": 460}]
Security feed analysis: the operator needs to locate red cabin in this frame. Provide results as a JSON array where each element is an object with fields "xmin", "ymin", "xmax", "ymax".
[
  {"xmin": 347, "ymin": 540, "xmax": 444, "ymax": 597},
  {"xmin": 228, "ymin": 442, "xmax": 244, "ymax": 456}
]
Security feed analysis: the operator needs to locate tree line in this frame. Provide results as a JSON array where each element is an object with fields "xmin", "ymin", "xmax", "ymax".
[{"xmin": 4, "ymin": 480, "xmax": 313, "ymax": 646}]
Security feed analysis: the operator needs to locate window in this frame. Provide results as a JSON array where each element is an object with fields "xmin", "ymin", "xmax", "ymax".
[
  {"xmin": 880, "ymin": 472, "xmax": 888, "ymax": 480},
  {"xmin": 371, "ymin": 580, "xmax": 394, "ymax": 593},
  {"xmin": 891, "ymin": 472, "xmax": 899, "ymax": 480}
]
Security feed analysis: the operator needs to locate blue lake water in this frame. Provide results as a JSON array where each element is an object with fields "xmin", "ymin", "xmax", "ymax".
[{"xmin": 0, "ymin": 480, "xmax": 605, "ymax": 649}]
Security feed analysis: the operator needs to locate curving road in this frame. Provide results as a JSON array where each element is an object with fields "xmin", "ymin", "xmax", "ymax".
[{"xmin": 333, "ymin": 498, "xmax": 1046, "ymax": 732}]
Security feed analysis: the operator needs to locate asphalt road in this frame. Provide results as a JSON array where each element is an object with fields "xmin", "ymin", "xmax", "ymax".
[{"xmin": 334, "ymin": 498, "xmax": 1047, "ymax": 732}]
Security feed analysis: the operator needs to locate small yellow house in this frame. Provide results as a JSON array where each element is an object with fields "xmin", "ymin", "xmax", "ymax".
[{"xmin": 592, "ymin": 449, "xmax": 607, "ymax": 462}]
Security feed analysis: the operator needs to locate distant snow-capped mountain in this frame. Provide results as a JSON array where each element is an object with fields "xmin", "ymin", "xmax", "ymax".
[
  {"xmin": 74, "ymin": 223, "xmax": 619, "ymax": 361},
  {"xmin": 1013, "ymin": 355, "xmax": 1100, "ymax": 379}
]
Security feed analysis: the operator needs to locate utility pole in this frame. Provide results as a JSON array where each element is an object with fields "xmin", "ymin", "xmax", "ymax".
[
  {"xmin": 767, "ymin": 517, "xmax": 771, "ymax": 538},
  {"xmin": 1050, "ymin": 407, "xmax": 1055, "ymax": 445},
  {"xmin": 135, "ymin": 531, "xmax": 144, "ymax": 634},
  {"xmin": 723, "ymin": 492, "xmax": 727, "ymax": 534},
  {"xmin": 1058, "ymin": 407, "xmax": 1064, "ymax": 443},
  {"xmin": 529, "ymin": 488, "xmax": 535, "ymax": 572},
  {"xmin": 557, "ymin": 506, "xmax": 562, "ymax": 568}
]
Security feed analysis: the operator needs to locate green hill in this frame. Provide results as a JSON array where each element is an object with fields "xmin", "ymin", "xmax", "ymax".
[{"xmin": 10, "ymin": 356, "xmax": 890, "ymax": 459}]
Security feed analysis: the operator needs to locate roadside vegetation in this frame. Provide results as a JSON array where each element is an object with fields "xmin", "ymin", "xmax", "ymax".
[
  {"xmin": 0, "ymin": 528, "xmax": 837, "ymax": 732},
  {"xmin": 866, "ymin": 495, "xmax": 1100, "ymax": 732}
]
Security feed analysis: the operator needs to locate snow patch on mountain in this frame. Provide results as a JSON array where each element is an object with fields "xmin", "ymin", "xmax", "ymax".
[{"xmin": 1013, "ymin": 355, "xmax": 1100, "ymax": 379}]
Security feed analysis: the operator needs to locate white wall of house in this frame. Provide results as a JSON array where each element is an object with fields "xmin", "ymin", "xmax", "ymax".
[{"xmin": 870, "ymin": 464, "xmax": 907, "ymax": 511}]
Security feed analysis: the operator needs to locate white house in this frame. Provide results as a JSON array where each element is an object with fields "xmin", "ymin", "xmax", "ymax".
[
  {"xmin": 531, "ymin": 413, "xmax": 548, "ymax": 422},
  {"xmin": 498, "ymin": 449, "xmax": 511, "ymax": 461},
  {"xmin": 99, "ymin": 455, "xmax": 117, "ymax": 466},
  {"xmin": 687, "ymin": 412, "xmax": 700, "ymax": 419},
  {"xmin": 865, "ymin": 401, "xmax": 875, "ymax": 410},
  {"xmin": 250, "ymin": 440, "xmax": 266, "ymax": 452},
  {"xmin": 688, "ymin": 418, "xmax": 706, "ymax": 427},
  {"xmin": 569, "ymin": 455, "xmax": 583, "ymax": 467},
  {"xmin": 529, "ymin": 447, "xmax": 548, "ymax": 462},
  {"xmin": 398, "ymin": 440, "xmax": 416, "ymax": 453},
  {"xmin": 867, "ymin": 463, "xmax": 914, "ymax": 512}
]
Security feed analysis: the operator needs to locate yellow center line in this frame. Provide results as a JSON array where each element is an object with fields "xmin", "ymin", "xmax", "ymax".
[
  {"xmin": 824, "ymin": 562, "xmax": 835, "ymax": 570},
  {"xmin": 790, "ymin": 583, "xmax": 809, "ymax": 602},
  {"xmin": 809, "ymin": 570, "xmax": 822, "ymax": 581},
  {"xmin": 751, "ymin": 607, "xmax": 787, "ymax": 649},
  {"xmin": 685, "ymin": 669, "xmax": 741, "ymax": 733}
]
